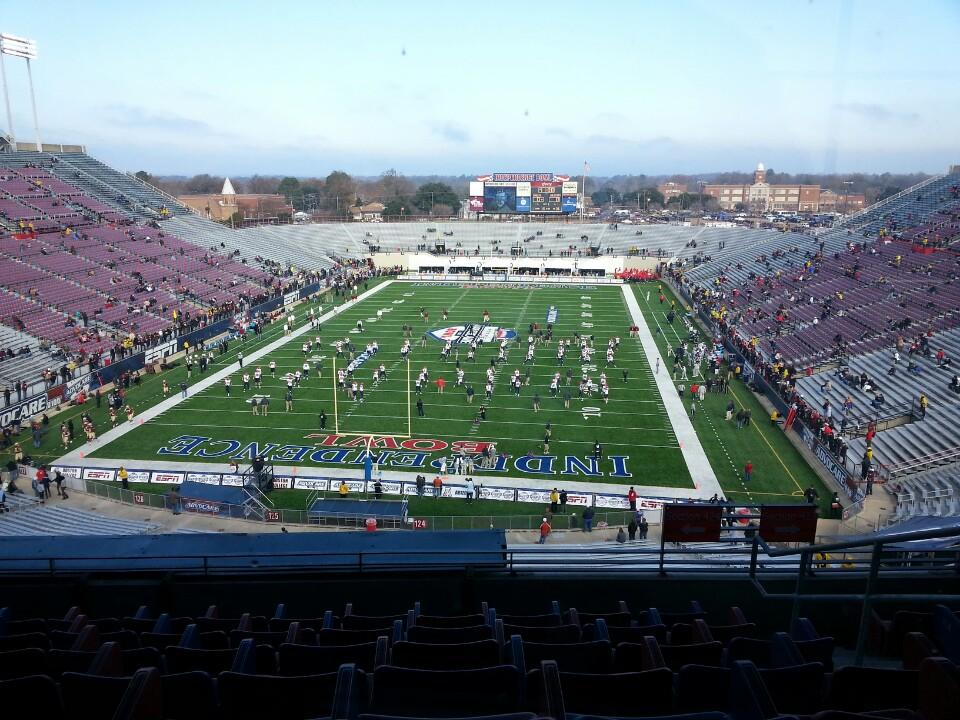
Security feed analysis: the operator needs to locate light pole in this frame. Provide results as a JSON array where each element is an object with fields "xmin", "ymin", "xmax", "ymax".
[
  {"xmin": 0, "ymin": 34, "xmax": 40, "ymax": 150},
  {"xmin": 842, "ymin": 180, "xmax": 854, "ymax": 214}
]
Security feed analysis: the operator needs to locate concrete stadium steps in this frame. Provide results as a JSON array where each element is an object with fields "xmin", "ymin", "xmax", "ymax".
[
  {"xmin": 163, "ymin": 216, "xmax": 790, "ymax": 274},
  {"xmin": 838, "ymin": 173, "xmax": 958, "ymax": 236},
  {"xmin": 0, "ymin": 504, "xmax": 159, "ymax": 536},
  {"xmin": 0, "ymin": 325, "xmax": 64, "ymax": 386},
  {"xmin": 1, "ymin": 492, "xmax": 42, "ymax": 511},
  {"xmin": 890, "ymin": 465, "xmax": 960, "ymax": 521}
]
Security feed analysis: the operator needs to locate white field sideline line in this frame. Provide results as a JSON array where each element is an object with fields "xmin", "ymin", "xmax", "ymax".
[
  {"xmin": 621, "ymin": 284, "xmax": 721, "ymax": 499},
  {"xmin": 56, "ymin": 281, "xmax": 394, "ymax": 463}
]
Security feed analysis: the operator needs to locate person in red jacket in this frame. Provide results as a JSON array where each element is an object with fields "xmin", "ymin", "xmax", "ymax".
[
  {"xmin": 627, "ymin": 486, "xmax": 638, "ymax": 510},
  {"xmin": 538, "ymin": 518, "xmax": 551, "ymax": 544},
  {"xmin": 744, "ymin": 461, "xmax": 753, "ymax": 483}
]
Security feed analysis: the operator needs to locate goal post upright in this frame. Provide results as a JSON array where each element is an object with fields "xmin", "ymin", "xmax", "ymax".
[
  {"xmin": 332, "ymin": 354, "xmax": 340, "ymax": 435},
  {"xmin": 325, "ymin": 352, "xmax": 413, "ymax": 441}
]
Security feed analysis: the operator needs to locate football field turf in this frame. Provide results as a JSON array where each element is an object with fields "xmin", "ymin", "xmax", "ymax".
[{"xmin": 90, "ymin": 281, "xmax": 694, "ymax": 488}]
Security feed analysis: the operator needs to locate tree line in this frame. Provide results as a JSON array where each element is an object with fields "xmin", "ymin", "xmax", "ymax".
[{"xmin": 135, "ymin": 168, "xmax": 935, "ymax": 218}]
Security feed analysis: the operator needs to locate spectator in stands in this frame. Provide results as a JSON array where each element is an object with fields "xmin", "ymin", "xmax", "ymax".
[
  {"xmin": 582, "ymin": 505, "xmax": 594, "ymax": 532},
  {"xmin": 950, "ymin": 375, "xmax": 960, "ymax": 394},
  {"xmin": 918, "ymin": 392, "xmax": 928, "ymax": 419}
]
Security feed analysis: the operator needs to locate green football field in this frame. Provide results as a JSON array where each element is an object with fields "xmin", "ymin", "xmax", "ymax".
[
  {"xmin": 89, "ymin": 281, "xmax": 693, "ymax": 488},
  {"xmin": 19, "ymin": 276, "xmax": 834, "ymax": 513}
]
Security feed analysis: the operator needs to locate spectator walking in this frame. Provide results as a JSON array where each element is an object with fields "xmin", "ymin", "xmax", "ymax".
[
  {"xmin": 539, "ymin": 517, "xmax": 551, "ymax": 544},
  {"xmin": 628, "ymin": 518, "xmax": 638, "ymax": 541},
  {"xmin": 744, "ymin": 460, "xmax": 753, "ymax": 483}
]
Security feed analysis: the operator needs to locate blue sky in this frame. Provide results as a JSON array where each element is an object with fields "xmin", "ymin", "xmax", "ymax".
[{"xmin": 2, "ymin": 0, "xmax": 958, "ymax": 176}]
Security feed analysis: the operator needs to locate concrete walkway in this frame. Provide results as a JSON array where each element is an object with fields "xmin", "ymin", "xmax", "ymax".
[{"xmin": 621, "ymin": 284, "xmax": 721, "ymax": 500}]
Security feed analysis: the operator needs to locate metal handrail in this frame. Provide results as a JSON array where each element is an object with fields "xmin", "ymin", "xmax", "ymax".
[
  {"xmin": 886, "ymin": 445, "xmax": 960, "ymax": 477},
  {"xmin": 764, "ymin": 522, "xmax": 960, "ymax": 557}
]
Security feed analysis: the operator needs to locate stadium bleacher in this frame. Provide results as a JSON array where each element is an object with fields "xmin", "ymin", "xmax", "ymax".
[
  {"xmin": 668, "ymin": 171, "xmax": 960, "ymax": 525},
  {"xmin": 0, "ymin": 596, "xmax": 957, "ymax": 719},
  {"xmin": 0, "ymin": 504, "xmax": 159, "ymax": 536},
  {"xmin": 0, "ymin": 152, "xmax": 304, "ymax": 384}
]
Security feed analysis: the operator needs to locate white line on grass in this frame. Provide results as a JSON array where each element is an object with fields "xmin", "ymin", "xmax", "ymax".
[{"xmin": 621, "ymin": 284, "xmax": 721, "ymax": 499}]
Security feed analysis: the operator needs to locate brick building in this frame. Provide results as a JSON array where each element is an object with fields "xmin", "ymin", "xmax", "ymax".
[{"xmin": 703, "ymin": 163, "xmax": 865, "ymax": 214}]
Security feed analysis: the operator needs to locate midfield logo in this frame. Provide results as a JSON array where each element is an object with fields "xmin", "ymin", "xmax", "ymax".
[{"xmin": 427, "ymin": 324, "xmax": 517, "ymax": 345}]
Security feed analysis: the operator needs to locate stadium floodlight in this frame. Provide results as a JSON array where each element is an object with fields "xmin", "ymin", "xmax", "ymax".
[{"xmin": 0, "ymin": 33, "xmax": 41, "ymax": 150}]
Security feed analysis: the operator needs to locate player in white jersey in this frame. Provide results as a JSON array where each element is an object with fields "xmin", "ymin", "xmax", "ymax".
[
  {"xmin": 456, "ymin": 368, "xmax": 464, "ymax": 386},
  {"xmin": 254, "ymin": 367, "xmax": 262, "ymax": 389},
  {"xmin": 302, "ymin": 361, "xmax": 310, "ymax": 379}
]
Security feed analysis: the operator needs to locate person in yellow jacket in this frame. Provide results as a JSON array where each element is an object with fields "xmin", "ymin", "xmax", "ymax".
[
  {"xmin": 549, "ymin": 488, "xmax": 559, "ymax": 513},
  {"xmin": 339, "ymin": 480, "xmax": 349, "ymax": 498}
]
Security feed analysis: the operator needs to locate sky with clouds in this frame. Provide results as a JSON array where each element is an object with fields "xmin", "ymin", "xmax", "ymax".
[{"xmin": 1, "ymin": 0, "xmax": 958, "ymax": 177}]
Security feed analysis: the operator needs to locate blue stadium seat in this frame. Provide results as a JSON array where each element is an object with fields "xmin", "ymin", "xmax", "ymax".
[
  {"xmin": 368, "ymin": 664, "xmax": 523, "ymax": 717},
  {"xmin": 278, "ymin": 639, "xmax": 388, "ymax": 674},
  {"xmin": 390, "ymin": 639, "xmax": 501, "ymax": 670}
]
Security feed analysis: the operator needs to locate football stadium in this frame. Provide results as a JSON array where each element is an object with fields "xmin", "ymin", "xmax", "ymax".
[{"xmin": 1, "ymin": 3, "xmax": 959, "ymax": 718}]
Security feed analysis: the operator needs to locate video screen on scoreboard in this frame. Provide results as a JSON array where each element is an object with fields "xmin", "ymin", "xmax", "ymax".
[
  {"xmin": 483, "ymin": 185, "xmax": 517, "ymax": 213},
  {"xmin": 532, "ymin": 182, "xmax": 562, "ymax": 213}
]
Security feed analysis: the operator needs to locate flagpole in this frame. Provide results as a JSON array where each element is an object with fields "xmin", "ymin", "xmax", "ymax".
[{"xmin": 580, "ymin": 161, "xmax": 589, "ymax": 223}]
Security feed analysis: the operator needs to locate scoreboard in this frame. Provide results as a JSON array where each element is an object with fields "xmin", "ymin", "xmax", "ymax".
[
  {"xmin": 532, "ymin": 181, "xmax": 562, "ymax": 213},
  {"xmin": 469, "ymin": 173, "xmax": 579, "ymax": 214}
]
